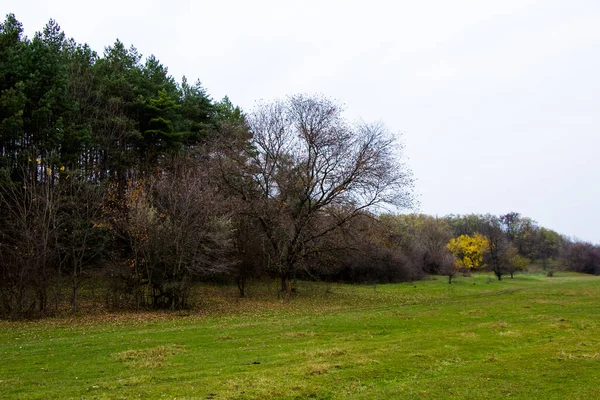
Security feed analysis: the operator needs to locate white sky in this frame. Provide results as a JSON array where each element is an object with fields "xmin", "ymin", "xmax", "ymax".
[{"xmin": 4, "ymin": 0, "xmax": 600, "ymax": 243}]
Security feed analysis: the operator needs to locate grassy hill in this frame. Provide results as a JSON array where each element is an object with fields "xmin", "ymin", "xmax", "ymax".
[{"xmin": 1, "ymin": 273, "xmax": 599, "ymax": 399}]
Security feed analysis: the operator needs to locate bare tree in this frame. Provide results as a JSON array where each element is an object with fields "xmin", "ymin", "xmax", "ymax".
[
  {"xmin": 218, "ymin": 94, "xmax": 414, "ymax": 292},
  {"xmin": 0, "ymin": 173, "xmax": 60, "ymax": 316},
  {"xmin": 56, "ymin": 176, "xmax": 108, "ymax": 313},
  {"xmin": 438, "ymin": 251, "xmax": 458, "ymax": 284},
  {"xmin": 563, "ymin": 241, "xmax": 600, "ymax": 275},
  {"xmin": 481, "ymin": 215, "xmax": 511, "ymax": 280},
  {"xmin": 115, "ymin": 161, "xmax": 236, "ymax": 309},
  {"xmin": 500, "ymin": 212, "xmax": 521, "ymax": 241},
  {"xmin": 413, "ymin": 216, "xmax": 453, "ymax": 275}
]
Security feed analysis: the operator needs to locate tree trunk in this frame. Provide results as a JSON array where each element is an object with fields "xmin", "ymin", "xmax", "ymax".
[
  {"xmin": 237, "ymin": 275, "xmax": 245, "ymax": 297},
  {"xmin": 38, "ymin": 288, "xmax": 47, "ymax": 313},
  {"xmin": 71, "ymin": 280, "xmax": 79, "ymax": 313},
  {"xmin": 280, "ymin": 274, "xmax": 289, "ymax": 293}
]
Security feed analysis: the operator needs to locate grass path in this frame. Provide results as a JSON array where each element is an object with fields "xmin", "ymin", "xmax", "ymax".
[{"xmin": 1, "ymin": 273, "xmax": 599, "ymax": 399}]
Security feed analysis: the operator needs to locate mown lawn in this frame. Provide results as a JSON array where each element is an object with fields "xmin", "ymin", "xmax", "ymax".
[{"xmin": 1, "ymin": 273, "xmax": 599, "ymax": 399}]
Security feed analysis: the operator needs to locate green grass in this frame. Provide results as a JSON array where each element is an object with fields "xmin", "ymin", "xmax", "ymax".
[{"xmin": 1, "ymin": 273, "xmax": 600, "ymax": 399}]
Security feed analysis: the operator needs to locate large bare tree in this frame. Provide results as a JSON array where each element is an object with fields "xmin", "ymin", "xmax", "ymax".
[{"xmin": 219, "ymin": 94, "xmax": 414, "ymax": 292}]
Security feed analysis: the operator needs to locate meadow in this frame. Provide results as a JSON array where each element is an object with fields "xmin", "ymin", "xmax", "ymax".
[{"xmin": 1, "ymin": 273, "xmax": 599, "ymax": 399}]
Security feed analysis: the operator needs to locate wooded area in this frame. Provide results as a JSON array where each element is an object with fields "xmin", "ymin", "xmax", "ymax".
[{"xmin": 1, "ymin": 15, "xmax": 598, "ymax": 318}]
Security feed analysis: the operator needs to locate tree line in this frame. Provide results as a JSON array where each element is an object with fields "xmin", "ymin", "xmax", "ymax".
[
  {"xmin": 1, "ymin": 15, "xmax": 598, "ymax": 318},
  {"xmin": 381, "ymin": 212, "xmax": 600, "ymax": 284}
]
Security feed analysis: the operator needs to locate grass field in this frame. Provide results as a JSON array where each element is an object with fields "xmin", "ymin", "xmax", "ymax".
[{"xmin": 1, "ymin": 273, "xmax": 599, "ymax": 399}]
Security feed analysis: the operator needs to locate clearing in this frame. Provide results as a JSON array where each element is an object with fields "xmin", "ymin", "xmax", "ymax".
[{"xmin": 1, "ymin": 273, "xmax": 599, "ymax": 399}]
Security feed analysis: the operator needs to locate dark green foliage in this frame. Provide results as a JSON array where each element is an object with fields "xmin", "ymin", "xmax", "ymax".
[
  {"xmin": 178, "ymin": 76, "xmax": 216, "ymax": 143},
  {"xmin": 0, "ymin": 13, "xmax": 229, "ymax": 190},
  {"xmin": 0, "ymin": 14, "xmax": 243, "ymax": 316}
]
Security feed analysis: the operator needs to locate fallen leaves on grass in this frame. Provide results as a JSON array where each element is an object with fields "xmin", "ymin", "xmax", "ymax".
[
  {"xmin": 298, "ymin": 347, "xmax": 347, "ymax": 359},
  {"xmin": 305, "ymin": 362, "xmax": 340, "ymax": 375},
  {"xmin": 282, "ymin": 331, "xmax": 317, "ymax": 338},
  {"xmin": 114, "ymin": 344, "xmax": 186, "ymax": 368},
  {"xmin": 498, "ymin": 330, "xmax": 521, "ymax": 337},
  {"xmin": 556, "ymin": 350, "xmax": 600, "ymax": 361}
]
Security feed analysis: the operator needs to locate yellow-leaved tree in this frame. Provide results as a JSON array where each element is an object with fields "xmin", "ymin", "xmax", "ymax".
[{"xmin": 446, "ymin": 233, "xmax": 488, "ymax": 271}]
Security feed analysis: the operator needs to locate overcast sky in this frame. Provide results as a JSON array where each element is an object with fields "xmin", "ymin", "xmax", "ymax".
[{"xmin": 4, "ymin": 0, "xmax": 600, "ymax": 243}]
